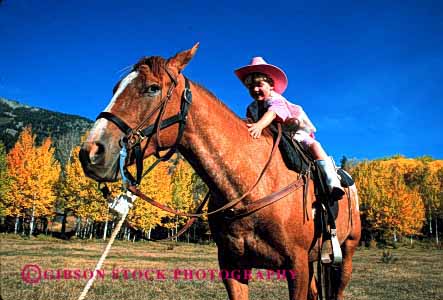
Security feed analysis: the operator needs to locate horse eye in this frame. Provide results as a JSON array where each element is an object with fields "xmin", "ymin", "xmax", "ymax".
[{"xmin": 143, "ymin": 84, "xmax": 161, "ymax": 96}]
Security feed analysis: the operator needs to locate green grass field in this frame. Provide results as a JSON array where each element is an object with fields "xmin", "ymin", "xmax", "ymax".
[{"xmin": 0, "ymin": 235, "xmax": 441, "ymax": 300}]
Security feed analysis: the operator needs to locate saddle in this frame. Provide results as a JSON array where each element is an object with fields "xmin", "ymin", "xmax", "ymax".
[
  {"xmin": 246, "ymin": 101, "xmax": 354, "ymax": 208},
  {"xmin": 247, "ymin": 101, "xmax": 354, "ymax": 265},
  {"xmin": 269, "ymin": 124, "xmax": 354, "ymax": 199}
]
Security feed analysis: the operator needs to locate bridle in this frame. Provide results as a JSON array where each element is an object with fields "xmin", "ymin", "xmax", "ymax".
[{"xmin": 96, "ymin": 66, "xmax": 192, "ymax": 187}]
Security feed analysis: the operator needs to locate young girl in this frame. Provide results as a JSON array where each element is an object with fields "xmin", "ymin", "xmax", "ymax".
[{"xmin": 235, "ymin": 57, "xmax": 344, "ymax": 200}]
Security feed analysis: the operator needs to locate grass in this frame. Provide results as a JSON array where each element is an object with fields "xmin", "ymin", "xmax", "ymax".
[{"xmin": 0, "ymin": 234, "xmax": 442, "ymax": 300}]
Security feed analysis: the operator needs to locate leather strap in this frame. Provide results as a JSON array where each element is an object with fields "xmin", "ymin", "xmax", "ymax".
[
  {"xmin": 148, "ymin": 192, "xmax": 210, "ymax": 241},
  {"xmin": 225, "ymin": 177, "xmax": 305, "ymax": 219},
  {"xmin": 96, "ymin": 112, "xmax": 132, "ymax": 135}
]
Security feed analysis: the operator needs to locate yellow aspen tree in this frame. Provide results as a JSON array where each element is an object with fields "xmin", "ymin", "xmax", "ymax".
[
  {"xmin": 165, "ymin": 157, "xmax": 195, "ymax": 239},
  {"xmin": 423, "ymin": 160, "xmax": 443, "ymax": 244},
  {"xmin": 0, "ymin": 142, "xmax": 12, "ymax": 218},
  {"xmin": 383, "ymin": 159, "xmax": 425, "ymax": 239},
  {"xmin": 351, "ymin": 158, "xmax": 425, "ymax": 242},
  {"xmin": 126, "ymin": 156, "xmax": 173, "ymax": 239},
  {"xmin": 350, "ymin": 160, "xmax": 382, "ymax": 241},
  {"xmin": 6, "ymin": 127, "xmax": 60, "ymax": 235},
  {"xmin": 379, "ymin": 162, "xmax": 424, "ymax": 240}
]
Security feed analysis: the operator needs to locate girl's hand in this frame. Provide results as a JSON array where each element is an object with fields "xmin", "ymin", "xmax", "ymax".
[
  {"xmin": 247, "ymin": 123, "xmax": 263, "ymax": 139},
  {"xmin": 246, "ymin": 111, "xmax": 276, "ymax": 139}
]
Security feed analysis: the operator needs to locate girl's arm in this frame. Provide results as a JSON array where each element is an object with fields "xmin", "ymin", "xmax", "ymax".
[{"xmin": 247, "ymin": 110, "xmax": 277, "ymax": 139}]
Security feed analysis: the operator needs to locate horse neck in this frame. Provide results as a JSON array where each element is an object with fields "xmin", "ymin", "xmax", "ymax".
[{"xmin": 179, "ymin": 82, "xmax": 276, "ymax": 200}]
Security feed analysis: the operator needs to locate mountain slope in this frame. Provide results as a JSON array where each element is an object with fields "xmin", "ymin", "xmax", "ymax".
[{"xmin": 0, "ymin": 97, "xmax": 93, "ymax": 152}]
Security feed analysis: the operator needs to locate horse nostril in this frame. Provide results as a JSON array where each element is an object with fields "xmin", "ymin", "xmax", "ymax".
[
  {"xmin": 89, "ymin": 142, "xmax": 106, "ymax": 165},
  {"xmin": 94, "ymin": 142, "xmax": 105, "ymax": 156}
]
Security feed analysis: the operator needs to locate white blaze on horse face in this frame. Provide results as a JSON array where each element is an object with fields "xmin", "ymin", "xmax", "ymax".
[{"xmin": 90, "ymin": 71, "xmax": 139, "ymax": 141}]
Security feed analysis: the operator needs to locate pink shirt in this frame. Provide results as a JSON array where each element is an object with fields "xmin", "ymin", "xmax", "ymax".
[{"xmin": 266, "ymin": 92, "xmax": 317, "ymax": 134}]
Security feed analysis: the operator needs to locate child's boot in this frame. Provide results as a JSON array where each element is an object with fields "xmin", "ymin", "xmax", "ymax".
[{"xmin": 316, "ymin": 158, "xmax": 345, "ymax": 200}]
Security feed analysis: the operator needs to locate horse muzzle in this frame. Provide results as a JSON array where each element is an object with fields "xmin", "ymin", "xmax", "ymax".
[{"xmin": 79, "ymin": 141, "xmax": 120, "ymax": 182}]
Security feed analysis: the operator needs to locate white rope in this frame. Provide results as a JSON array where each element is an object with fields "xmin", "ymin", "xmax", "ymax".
[{"xmin": 77, "ymin": 212, "xmax": 128, "ymax": 300}]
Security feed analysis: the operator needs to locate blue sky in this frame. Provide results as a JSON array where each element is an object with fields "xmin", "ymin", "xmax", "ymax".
[{"xmin": 1, "ymin": 0, "xmax": 442, "ymax": 161}]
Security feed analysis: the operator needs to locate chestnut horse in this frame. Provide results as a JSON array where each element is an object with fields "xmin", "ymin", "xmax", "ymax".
[{"xmin": 79, "ymin": 44, "xmax": 361, "ymax": 300}]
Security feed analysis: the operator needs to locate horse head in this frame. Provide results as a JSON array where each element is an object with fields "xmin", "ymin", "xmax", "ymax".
[{"xmin": 79, "ymin": 44, "xmax": 199, "ymax": 182}]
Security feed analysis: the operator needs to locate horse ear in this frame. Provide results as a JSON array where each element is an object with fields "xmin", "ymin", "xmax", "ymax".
[{"xmin": 167, "ymin": 43, "xmax": 199, "ymax": 73}]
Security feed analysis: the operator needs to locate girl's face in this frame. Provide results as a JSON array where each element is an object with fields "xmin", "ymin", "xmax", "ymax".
[{"xmin": 248, "ymin": 80, "xmax": 273, "ymax": 101}]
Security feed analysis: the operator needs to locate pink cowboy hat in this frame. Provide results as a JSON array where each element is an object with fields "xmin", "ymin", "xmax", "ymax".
[{"xmin": 235, "ymin": 57, "xmax": 288, "ymax": 94}]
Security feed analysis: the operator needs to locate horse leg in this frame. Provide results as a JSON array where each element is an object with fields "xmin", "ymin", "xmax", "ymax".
[
  {"xmin": 333, "ymin": 238, "xmax": 359, "ymax": 300},
  {"xmin": 287, "ymin": 250, "xmax": 309, "ymax": 300},
  {"xmin": 221, "ymin": 269, "xmax": 250, "ymax": 300},
  {"xmin": 222, "ymin": 277, "xmax": 249, "ymax": 300},
  {"xmin": 308, "ymin": 262, "xmax": 318, "ymax": 300}
]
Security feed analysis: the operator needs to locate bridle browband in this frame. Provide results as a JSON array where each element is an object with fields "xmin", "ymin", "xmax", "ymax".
[{"xmin": 96, "ymin": 66, "xmax": 192, "ymax": 186}]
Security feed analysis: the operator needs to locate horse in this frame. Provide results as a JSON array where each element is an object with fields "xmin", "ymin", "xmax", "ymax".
[{"xmin": 79, "ymin": 44, "xmax": 361, "ymax": 300}]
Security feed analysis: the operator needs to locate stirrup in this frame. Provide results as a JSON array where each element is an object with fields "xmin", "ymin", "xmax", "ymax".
[
  {"xmin": 331, "ymin": 229, "xmax": 343, "ymax": 266},
  {"xmin": 321, "ymin": 229, "xmax": 343, "ymax": 265},
  {"xmin": 321, "ymin": 239, "xmax": 333, "ymax": 264}
]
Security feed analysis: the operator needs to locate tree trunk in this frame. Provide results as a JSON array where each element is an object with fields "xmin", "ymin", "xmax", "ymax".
[
  {"xmin": 89, "ymin": 222, "xmax": 94, "ymax": 240},
  {"xmin": 50, "ymin": 217, "xmax": 54, "ymax": 234},
  {"xmin": 22, "ymin": 216, "xmax": 26, "ymax": 235},
  {"xmin": 82, "ymin": 220, "xmax": 88, "ymax": 239},
  {"xmin": 436, "ymin": 218, "xmax": 439, "ymax": 245},
  {"xmin": 429, "ymin": 213, "xmax": 433, "ymax": 234},
  {"xmin": 175, "ymin": 221, "xmax": 178, "ymax": 242},
  {"xmin": 103, "ymin": 220, "xmax": 108, "ymax": 240},
  {"xmin": 61, "ymin": 211, "xmax": 67, "ymax": 236},
  {"xmin": 29, "ymin": 205, "xmax": 35, "ymax": 236},
  {"xmin": 148, "ymin": 226, "xmax": 152, "ymax": 240},
  {"xmin": 14, "ymin": 216, "xmax": 19, "ymax": 234},
  {"xmin": 44, "ymin": 217, "xmax": 49, "ymax": 235},
  {"xmin": 75, "ymin": 217, "xmax": 82, "ymax": 237}
]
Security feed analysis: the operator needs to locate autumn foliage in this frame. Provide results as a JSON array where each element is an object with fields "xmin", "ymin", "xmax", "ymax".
[
  {"xmin": 126, "ymin": 156, "xmax": 173, "ymax": 237},
  {"xmin": 3, "ymin": 127, "xmax": 60, "ymax": 235},
  {"xmin": 350, "ymin": 156, "xmax": 441, "ymax": 243}
]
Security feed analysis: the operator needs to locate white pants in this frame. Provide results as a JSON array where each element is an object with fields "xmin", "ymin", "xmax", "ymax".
[{"xmin": 292, "ymin": 130, "xmax": 316, "ymax": 148}]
